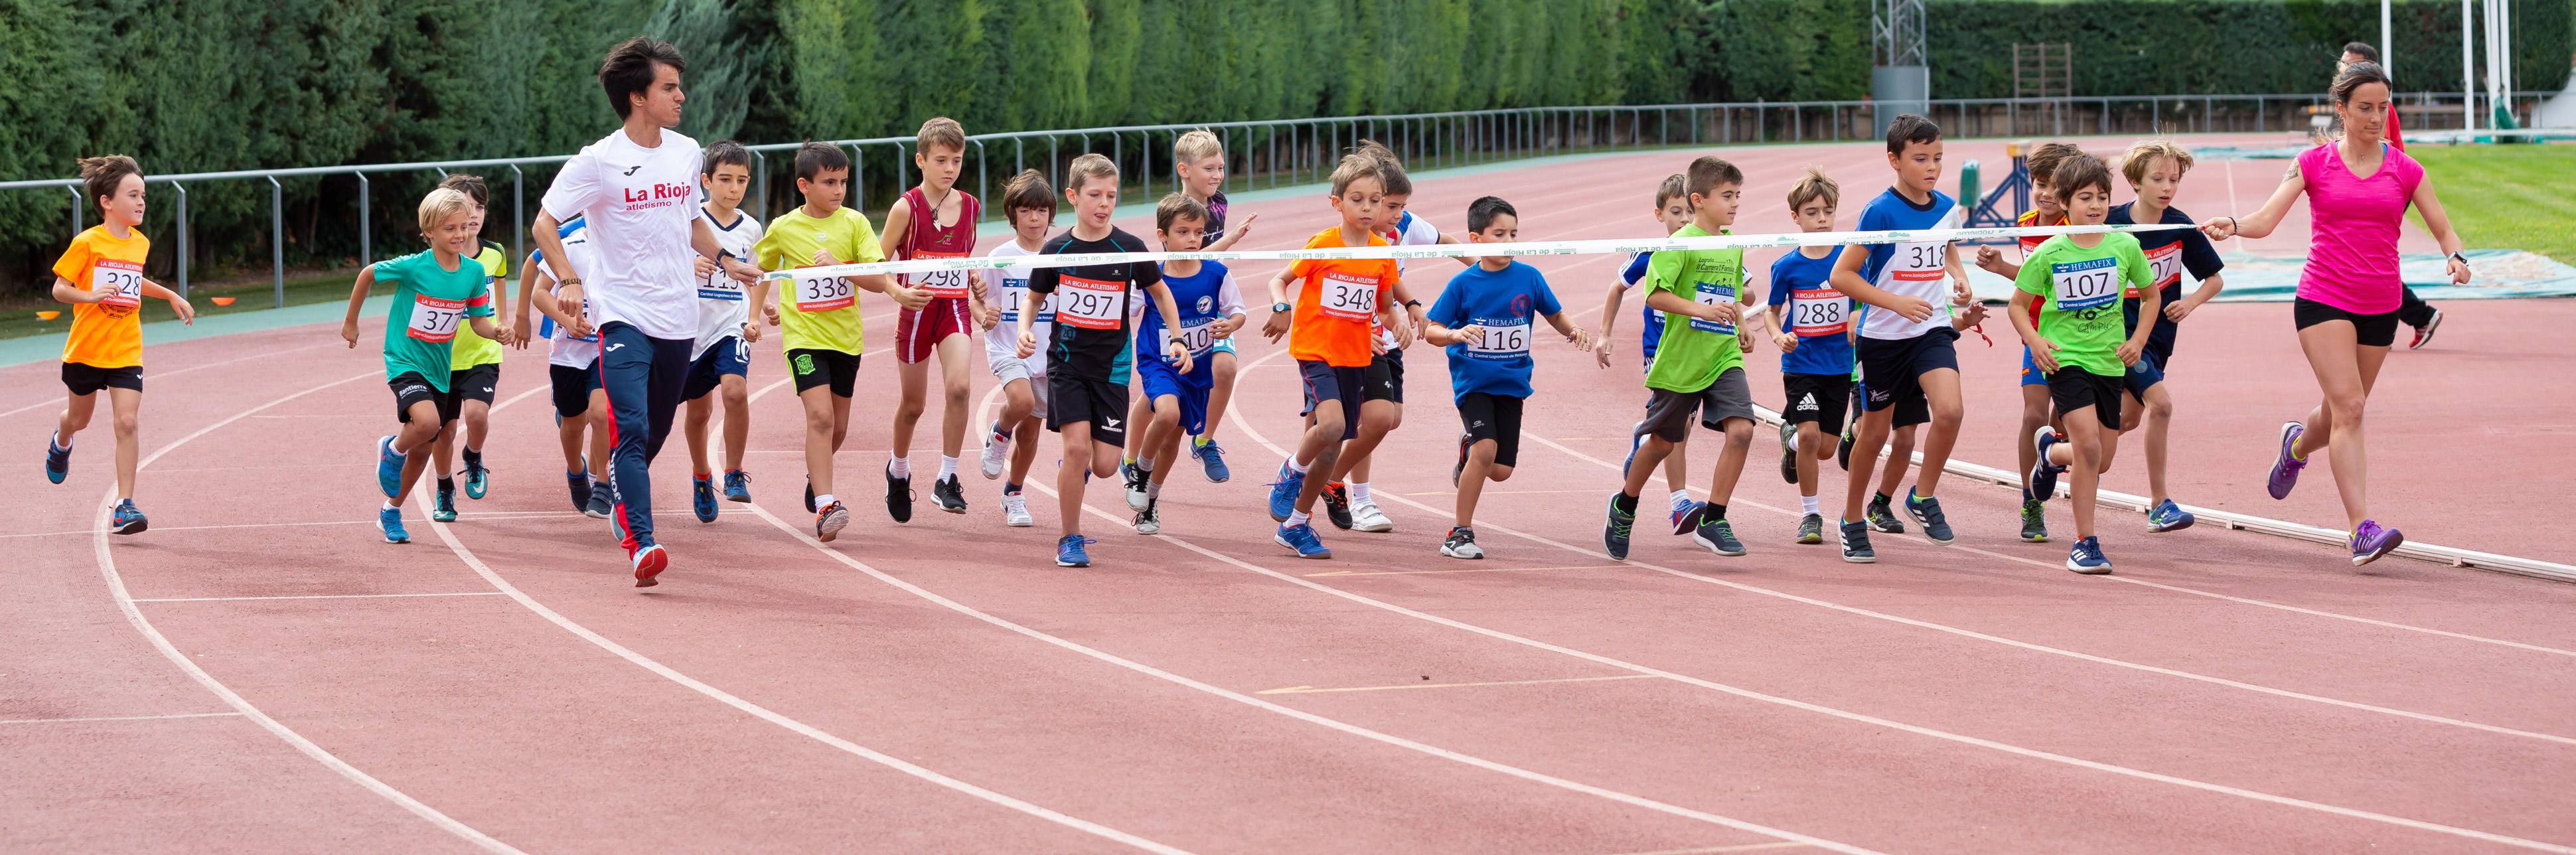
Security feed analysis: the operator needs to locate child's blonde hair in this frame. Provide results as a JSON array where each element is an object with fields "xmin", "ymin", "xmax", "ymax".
[
  {"xmin": 417, "ymin": 188, "xmax": 474, "ymax": 238},
  {"xmin": 1066, "ymin": 153, "xmax": 1118, "ymax": 193},
  {"xmin": 917, "ymin": 117, "xmax": 966, "ymax": 153},
  {"xmin": 1653, "ymin": 173, "xmax": 1688, "ymax": 210},
  {"xmin": 1785, "ymin": 166, "xmax": 1839, "ymax": 211},
  {"xmin": 2119, "ymin": 138, "xmax": 2195, "ymax": 186},
  {"xmin": 1327, "ymin": 152, "xmax": 1383, "ymax": 197},
  {"xmin": 1173, "ymin": 129, "xmax": 1223, "ymax": 164}
]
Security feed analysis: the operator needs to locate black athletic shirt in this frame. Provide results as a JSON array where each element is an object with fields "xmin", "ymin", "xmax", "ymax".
[
  {"xmin": 1027, "ymin": 227, "xmax": 1160, "ymax": 379},
  {"xmin": 2107, "ymin": 202, "xmax": 2224, "ymax": 360}
]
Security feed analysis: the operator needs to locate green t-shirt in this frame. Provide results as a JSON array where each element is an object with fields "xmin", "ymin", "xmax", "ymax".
[
  {"xmin": 753, "ymin": 206, "xmax": 885, "ymax": 354},
  {"xmin": 2013, "ymin": 233, "xmax": 2151, "ymax": 378},
  {"xmin": 1642, "ymin": 224, "xmax": 1747, "ymax": 392},
  {"xmin": 445, "ymin": 242, "xmax": 510, "ymax": 370},
  {"xmin": 374, "ymin": 250, "xmax": 495, "ymax": 391}
]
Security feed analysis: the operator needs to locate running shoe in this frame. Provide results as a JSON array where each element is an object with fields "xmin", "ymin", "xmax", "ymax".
[
  {"xmin": 1193, "ymin": 439, "xmax": 1231, "ymax": 483},
  {"xmin": 431, "ymin": 486, "xmax": 459, "ymax": 523},
  {"xmin": 1904, "ymin": 489, "xmax": 1954, "ymax": 544},
  {"xmin": 1452, "ymin": 431, "xmax": 1470, "ymax": 488},
  {"xmin": 1622, "ymin": 420, "xmax": 1645, "ymax": 479},
  {"xmin": 804, "ymin": 478, "xmax": 816, "ymax": 514},
  {"xmin": 1838, "ymin": 519, "xmax": 1875, "ymax": 563},
  {"xmin": 2266, "ymin": 422, "xmax": 2307, "ymax": 500},
  {"xmin": 885, "ymin": 463, "xmax": 915, "ymax": 522},
  {"xmin": 2147, "ymin": 499, "xmax": 2196, "ymax": 533},
  {"xmin": 1670, "ymin": 501, "xmax": 1708, "ymax": 536},
  {"xmin": 375, "ymin": 435, "xmax": 406, "ymax": 499},
  {"xmin": 1121, "ymin": 461, "xmax": 1149, "ymax": 511},
  {"xmin": 1602, "ymin": 493, "xmax": 1637, "ymax": 560},
  {"xmin": 1864, "ymin": 493, "xmax": 1906, "ymax": 534},
  {"xmin": 566, "ymin": 471, "xmax": 592, "ymax": 512},
  {"xmin": 1796, "ymin": 512, "xmax": 1825, "ymax": 545},
  {"xmin": 2350, "ymin": 520, "xmax": 2405, "ymax": 566},
  {"xmin": 631, "ymin": 542, "xmax": 668, "ymax": 587},
  {"xmin": 110, "ymin": 499, "xmax": 149, "ymax": 535},
  {"xmin": 1001, "ymin": 491, "xmax": 1033, "ymax": 527},
  {"xmin": 2020, "ymin": 499, "xmax": 2050, "ymax": 543},
  {"xmin": 1778, "ymin": 420, "xmax": 1799, "ymax": 484},
  {"xmin": 1057, "ymin": 534, "xmax": 1097, "ymax": 567},
  {"xmin": 44, "ymin": 433, "xmax": 70, "ymax": 485},
  {"xmin": 584, "ymin": 479, "xmax": 615, "ymax": 520},
  {"xmin": 815, "ymin": 501, "xmax": 850, "ymax": 542},
  {"xmin": 2407, "ymin": 308, "xmax": 2441, "ymax": 350},
  {"xmin": 1836, "ymin": 423, "xmax": 1856, "ymax": 471},
  {"xmin": 1133, "ymin": 499, "xmax": 1161, "ymax": 535},
  {"xmin": 2066, "ymin": 536, "xmax": 2112, "ymax": 574},
  {"xmin": 1442, "ymin": 526, "xmax": 1484, "ymax": 560},
  {"xmin": 980, "ymin": 422, "xmax": 1010, "ymax": 479},
  {"xmin": 723, "ymin": 469, "xmax": 751, "ymax": 503},
  {"xmin": 462, "ymin": 457, "xmax": 489, "ymax": 500},
  {"xmin": 2028, "ymin": 426, "xmax": 2066, "ymax": 501},
  {"xmin": 933, "ymin": 475, "xmax": 966, "ymax": 514},
  {"xmin": 1693, "ymin": 518, "xmax": 1747, "ymax": 556},
  {"xmin": 1321, "ymin": 481, "xmax": 1355, "ymax": 530},
  {"xmin": 692, "ymin": 475, "xmax": 718, "ymax": 523},
  {"xmin": 376, "ymin": 504, "xmax": 406, "ymax": 544},
  {"xmin": 1350, "ymin": 499, "xmax": 1393, "ymax": 533},
  {"xmin": 1266, "ymin": 463, "xmax": 1303, "ymax": 522},
  {"xmin": 1274, "ymin": 523, "xmax": 1331, "ymax": 559}
]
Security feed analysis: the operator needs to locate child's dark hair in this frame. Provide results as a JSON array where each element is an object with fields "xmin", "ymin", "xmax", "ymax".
[
  {"xmin": 1001, "ymin": 169, "xmax": 1057, "ymax": 216},
  {"xmin": 1466, "ymin": 196, "xmax": 1516, "ymax": 233},
  {"xmin": 599, "ymin": 37, "xmax": 686, "ymax": 121},
  {"xmin": 78, "ymin": 155, "xmax": 143, "ymax": 214},
  {"xmin": 1653, "ymin": 173, "xmax": 1688, "ymax": 210},
  {"xmin": 1155, "ymin": 193, "xmax": 1209, "ymax": 234},
  {"xmin": 795, "ymin": 141, "xmax": 851, "ymax": 183},
  {"xmin": 1884, "ymin": 114, "xmax": 1941, "ymax": 155},
  {"xmin": 1684, "ymin": 155, "xmax": 1743, "ymax": 198},
  {"xmin": 2024, "ymin": 142, "xmax": 2085, "ymax": 185},
  {"xmin": 2340, "ymin": 42, "xmax": 2379, "ymax": 62},
  {"xmin": 2050, "ymin": 153, "xmax": 2114, "ymax": 202},
  {"xmin": 2331, "ymin": 61, "xmax": 2393, "ymax": 106},
  {"xmin": 435, "ymin": 173, "xmax": 490, "ymax": 208},
  {"xmin": 703, "ymin": 140, "xmax": 752, "ymax": 176}
]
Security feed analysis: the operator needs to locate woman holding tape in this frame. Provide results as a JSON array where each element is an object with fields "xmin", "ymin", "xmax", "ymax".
[{"xmin": 2199, "ymin": 61, "xmax": 2470, "ymax": 567}]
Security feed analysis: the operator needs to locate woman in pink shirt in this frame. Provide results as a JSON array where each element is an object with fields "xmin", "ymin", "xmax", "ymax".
[{"xmin": 2200, "ymin": 61, "xmax": 2471, "ymax": 566}]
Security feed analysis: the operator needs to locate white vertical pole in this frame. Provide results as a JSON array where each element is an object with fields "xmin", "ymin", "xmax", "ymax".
[
  {"xmin": 2382, "ymin": 0, "xmax": 2393, "ymax": 80},
  {"xmin": 2462, "ymin": 0, "xmax": 2477, "ymax": 130}
]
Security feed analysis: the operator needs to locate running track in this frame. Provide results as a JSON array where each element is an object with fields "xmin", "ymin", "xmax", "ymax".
[{"xmin": 7, "ymin": 132, "xmax": 2571, "ymax": 854}]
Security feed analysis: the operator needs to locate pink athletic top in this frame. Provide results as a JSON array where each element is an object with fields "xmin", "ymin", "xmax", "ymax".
[{"xmin": 2295, "ymin": 142, "xmax": 2423, "ymax": 315}]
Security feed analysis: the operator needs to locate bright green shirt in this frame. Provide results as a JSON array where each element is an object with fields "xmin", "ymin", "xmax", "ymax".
[
  {"xmin": 1642, "ymin": 224, "xmax": 1747, "ymax": 392},
  {"xmin": 2013, "ymin": 233, "xmax": 2151, "ymax": 378},
  {"xmin": 374, "ymin": 250, "xmax": 494, "ymax": 390},
  {"xmin": 753, "ymin": 206, "xmax": 885, "ymax": 354},
  {"xmin": 445, "ymin": 242, "xmax": 510, "ymax": 369}
]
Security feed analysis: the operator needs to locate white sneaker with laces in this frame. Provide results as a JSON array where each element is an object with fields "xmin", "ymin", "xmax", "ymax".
[
  {"xmin": 1002, "ymin": 493, "xmax": 1033, "ymax": 527},
  {"xmin": 1351, "ymin": 499, "xmax": 1394, "ymax": 532},
  {"xmin": 980, "ymin": 434, "xmax": 1009, "ymax": 479}
]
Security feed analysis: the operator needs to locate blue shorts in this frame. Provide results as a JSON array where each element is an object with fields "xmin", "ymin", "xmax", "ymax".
[
  {"xmin": 683, "ymin": 336, "xmax": 749, "ymax": 401},
  {"xmin": 1211, "ymin": 336, "xmax": 1237, "ymax": 356},
  {"xmin": 2123, "ymin": 347, "xmax": 2166, "ymax": 398},
  {"xmin": 2020, "ymin": 347, "xmax": 2047, "ymax": 387},
  {"xmin": 1139, "ymin": 352, "xmax": 1215, "ymax": 435},
  {"xmin": 1298, "ymin": 359, "xmax": 1365, "ymax": 440}
]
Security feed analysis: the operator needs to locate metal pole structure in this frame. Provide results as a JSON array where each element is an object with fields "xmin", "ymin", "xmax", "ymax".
[
  {"xmin": 2463, "ymin": 0, "xmax": 2476, "ymax": 131},
  {"xmin": 68, "ymin": 186, "xmax": 82, "ymax": 238},
  {"xmin": 356, "ymin": 173, "xmax": 370, "ymax": 267},
  {"xmin": 1048, "ymin": 136, "xmax": 1059, "ymax": 193},
  {"xmin": 509, "ymin": 165, "xmax": 524, "ymax": 265},
  {"xmin": 268, "ymin": 177, "xmax": 285, "ymax": 308},
  {"xmin": 852, "ymin": 145, "xmax": 867, "ymax": 208},
  {"xmin": 895, "ymin": 141, "xmax": 909, "ymax": 195},
  {"xmin": 173, "ymin": 182, "xmax": 189, "ymax": 295},
  {"xmin": 751, "ymin": 151, "xmax": 767, "ymax": 220},
  {"xmin": 2382, "ymin": 0, "xmax": 2393, "ymax": 81},
  {"xmin": 973, "ymin": 140, "xmax": 988, "ymax": 223}
]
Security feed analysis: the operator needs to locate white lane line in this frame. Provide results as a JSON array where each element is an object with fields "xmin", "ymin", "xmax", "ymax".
[
  {"xmin": 3, "ymin": 510, "xmax": 698, "ymax": 541},
  {"xmin": 1606, "ymin": 843, "xmax": 1816, "ymax": 855},
  {"xmin": 1257, "ymin": 674, "xmax": 1661, "ymax": 695},
  {"xmin": 133, "ymin": 591, "xmax": 506, "ymax": 604},
  {"xmin": 1217, "ymin": 350, "xmax": 2576, "ymax": 852},
  {"xmin": 94, "ymin": 369, "xmax": 525, "ymax": 854},
  {"xmin": 0, "ymin": 712, "xmax": 244, "ymax": 726}
]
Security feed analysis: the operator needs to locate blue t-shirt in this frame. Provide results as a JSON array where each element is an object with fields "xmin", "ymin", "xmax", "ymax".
[
  {"xmin": 1765, "ymin": 246, "xmax": 1853, "ymax": 376},
  {"xmin": 1427, "ymin": 261, "xmax": 1562, "ymax": 402},
  {"xmin": 1853, "ymin": 187, "xmax": 1963, "ymax": 341},
  {"xmin": 1618, "ymin": 251, "xmax": 1664, "ymax": 358},
  {"xmin": 1137, "ymin": 260, "xmax": 1231, "ymax": 384},
  {"xmin": 2107, "ymin": 202, "xmax": 2224, "ymax": 360}
]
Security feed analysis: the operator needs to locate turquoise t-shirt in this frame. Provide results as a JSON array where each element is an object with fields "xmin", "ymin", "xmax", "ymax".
[
  {"xmin": 2013, "ymin": 234, "xmax": 2151, "ymax": 378},
  {"xmin": 374, "ymin": 250, "xmax": 495, "ymax": 390},
  {"xmin": 1642, "ymin": 224, "xmax": 1747, "ymax": 392}
]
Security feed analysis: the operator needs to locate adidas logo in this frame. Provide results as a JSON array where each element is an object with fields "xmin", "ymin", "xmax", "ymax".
[{"xmin": 1795, "ymin": 393, "xmax": 1819, "ymax": 412}]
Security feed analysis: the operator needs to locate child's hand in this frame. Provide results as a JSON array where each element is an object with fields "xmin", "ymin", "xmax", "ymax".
[
  {"xmin": 1951, "ymin": 275, "xmax": 1975, "ymax": 304},
  {"xmin": 1772, "ymin": 331, "xmax": 1798, "ymax": 352},
  {"xmin": 1698, "ymin": 301, "xmax": 1737, "ymax": 323},
  {"xmin": 1262, "ymin": 309, "xmax": 1290, "ymax": 342},
  {"xmin": 741, "ymin": 321, "xmax": 762, "ymax": 345},
  {"xmin": 1567, "ymin": 327, "xmax": 1594, "ymax": 352},
  {"xmin": 169, "ymin": 295, "xmax": 195, "ymax": 325},
  {"xmin": 2163, "ymin": 295, "xmax": 2201, "ymax": 323},
  {"xmin": 1975, "ymin": 245, "xmax": 2006, "ymax": 273},
  {"xmin": 1956, "ymin": 301, "xmax": 1990, "ymax": 327},
  {"xmin": 694, "ymin": 256, "xmax": 720, "ymax": 279},
  {"xmin": 763, "ymin": 303, "xmax": 781, "ymax": 327},
  {"xmin": 512, "ymin": 313, "xmax": 534, "ymax": 349},
  {"xmin": 974, "ymin": 299, "xmax": 1001, "ymax": 330},
  {"xmin": 813, "ymin": 249, "xmax": 841, "ymax": 267},
  {"xmin": 341, "ymin": 319, "xmax": 360, "ymax": 349},
  {"xmin": 1229, "ymin": 212, "xmax": 1258, "ymax": 242},
  {"xmin": 1210, "ymin": 315, "xmax": 1243, "ymax": 337},
  {"xmin": 2116, "ymin": 339, "xmax": 2144, "ymax": 366},
  {"xmin": 1015, "ymin": 329, "xmax": 1038, "ymax": 358},
  {"xmin": 1592, "ymin": 335, "xmax": 1614, "ymax": 368},
  {"xmin": 1453, "ymin": 324, "xmax": 1487, "ymax": 347},
  {"xmin": 890, "ymin": 284, "xmax": 932, "ymax": 311},
  {"xmin": 1389, "ymin": 317, "xmax": 1416, "ymax": 350},
  {"xmin": 1164, "ymin": 340, "xmax": 1194, "ymax": 374},
  {"xmin": 723, "ymin": 257, "xmax": 761, "ymax": 284},
  {"xmin": 1887, "ymin": 295, "xmax": 1935, "ymax": 323},
  {"xmin": 2029, "ymin": 337, "xmax": 2062, "ymax": 373}
]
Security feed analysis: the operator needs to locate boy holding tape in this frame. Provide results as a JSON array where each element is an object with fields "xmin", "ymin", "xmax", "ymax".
[{"xmin": 1424, "ymin": 196, "xmax": 1590, "ymax": 560}]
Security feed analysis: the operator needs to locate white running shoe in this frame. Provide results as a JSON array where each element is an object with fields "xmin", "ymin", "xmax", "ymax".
[
  {"xmin": 1351, "ymin": 499, "xmax": 1395, "ymax": 532},
  {"xmin": 980, "ymin": 426, "xmax": 1009, "ymax": 479},
  {"xmin": 1002, "ymin": 492, "xmax": 1033, "ymax": 527}
]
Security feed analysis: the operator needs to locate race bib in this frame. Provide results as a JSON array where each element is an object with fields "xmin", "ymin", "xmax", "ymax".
[
  {"xmin": 1790, "ymin": 287, "xmax": 1850, "ymax": 337},
  {"xmin": 1054, "ymin": 275, "xmax": 1126, "ymax": 330},
  {"xmin": 408, "ymin": 295, "xmax": 468, "ymax": 343},
  {"xmin": 1689, "ymin": 279, "xmax": 1738, "ymax": 335},
  {"xmin": 2141, "ymin": 242, "xmax": 2183, "ymax": 297},
  {"xmin": 1318, "ymin": 271, "xmax": 1379, "ymax": 322},
  {"xmin": 2050, "ymin": 257, "xmax": 2122, "ymax": 313},
  {"xmin": 1466, "ymin": 322, "xmax": 1531, "ymax": 357},
  {"xmin": 909, "ymin": 250, "xmax": 971, "ymax": 299},
  {"xmin": 91, "ymin": 260, "xmax": 144, "ymax": 310},
  {"xmin": 1890, "ymin": 240, "xmax": 1947, "ymax": 286},
  {"xmin": 792, "ymin": 270, "xmax": 856, "ymax": 313},
  {"xmin": 1175, "ymin": 317, "xmax": 1218, "ymax": 356},
  {"xmin": 698, "ymin": 266, "xmax": 745, "ymax": 301},
  {"xmin": 995, "ymin": 275, "xmax": 1030, "ymax": 321}
]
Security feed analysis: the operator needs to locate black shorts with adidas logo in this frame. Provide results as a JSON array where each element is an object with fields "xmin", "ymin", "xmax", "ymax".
[{"xmin": 1780, "ymin": 372, "xmax": 1851, "ymax": 435}]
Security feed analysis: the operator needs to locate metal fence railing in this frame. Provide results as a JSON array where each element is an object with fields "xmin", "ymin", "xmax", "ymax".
[{"xmin": 2, "ymin": 91, "xmax": 2553, "ymax": 305}]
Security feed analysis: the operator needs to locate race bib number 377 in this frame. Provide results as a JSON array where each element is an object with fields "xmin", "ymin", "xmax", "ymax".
[{"xmin": 408, "ymin": 295, "xmax": 467, "ymax": 343}]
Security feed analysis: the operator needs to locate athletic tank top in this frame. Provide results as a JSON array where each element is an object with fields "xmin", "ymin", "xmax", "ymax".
[{"xmin": 899, "ymin": 187, "xmax": 982, "ymax": 301}]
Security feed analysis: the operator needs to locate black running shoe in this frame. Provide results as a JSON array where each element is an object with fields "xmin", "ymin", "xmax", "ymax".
[
  {"xmin": 804, "ymin": 478, "xmax": 816, "ymax": 514},
  {"xmin": 933, "ymin": 474, "xmax": 966, "ymax": 514},
  {"xmin": 885, "ymin": 463, "xmax": 914, "ymax": 523},
  {"xmin": 1322, "ymin": 481, "xmax": 1355, "ymax": 530}
]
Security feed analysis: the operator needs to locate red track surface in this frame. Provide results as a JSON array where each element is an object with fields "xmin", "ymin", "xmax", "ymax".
[{"xmin": 8, "ymin": 135, "xmax": 2571, "ymax": 854}]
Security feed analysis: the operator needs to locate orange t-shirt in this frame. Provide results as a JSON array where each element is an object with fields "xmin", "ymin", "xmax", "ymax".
[
  {"xmin": 52, "ymin": 225, "xmax": 153, "ymax": 369},
  {"xmin": 1285, "ymin": 227, "xmax": 1398, "ymax": 368}
]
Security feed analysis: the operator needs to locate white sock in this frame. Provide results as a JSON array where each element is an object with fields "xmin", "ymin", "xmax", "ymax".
[
  {"xmin": 1147, "ymin": 481, "xmax": 1162, "ymax": 501},
  {"xmin": 1286, "ymin": 455, "xmax": 1311, "ymax": 475},
  {"xmin": 888, "ymin": 455, "xmax": 911, "ymax": 479},
  {"xmin": 817, "ymin": 493, "xmax": 837, "ymax": 508},
  {"xmin": 938, "ymin": 455, "xmax": 958, "ymax": 479},
  {"xmin": 382, "ymin": 501, "xmax": 398, "ymax": 512},
  {"xmin": 50, "ymin": 431, "xmax": 70, "ymax": 451},
  {"xmin": 1801, "ymin": 495, "xmax": 1821, "ymax": 516},
  {"xmin": 1137, "ymin": 458, "xmax": 1154, "ymax": 474},
  {"xmin": 1668, "ymin": 490, "xmax": 1692, "ymax": 512},
  {"xmin": 1286, "ymin": 510, "xmax": 1311, "ymax": 527},
  {"xmin": 1349, "ymin": 482, "xmax": 1373, "ymax": 504}
]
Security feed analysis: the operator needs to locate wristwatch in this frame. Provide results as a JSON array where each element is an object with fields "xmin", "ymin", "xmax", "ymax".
[
  {"xmin": 1272, "ymin": 301, "xmax": 1292, "ymax": 313},
  {"xmin": 1404, "ymin": 299, "xmax": 1423, "ymax": 310},
  {"xmin": 2449, "ymin": 252, "xmax": 2470, "ymax": 266}
]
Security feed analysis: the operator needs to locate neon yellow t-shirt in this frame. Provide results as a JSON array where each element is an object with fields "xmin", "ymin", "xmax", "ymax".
[
  {"xmin": 446, "ymin": 241, "xmax": 510, "ymax": 369},
  {"xmin": 753, "ymin": 206, "xmax": 884, "ymax": 354}
]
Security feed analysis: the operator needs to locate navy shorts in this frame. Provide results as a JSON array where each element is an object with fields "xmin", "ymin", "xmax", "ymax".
[
  {"xmin": 550, "ymin": 362, "xmax": 599, "ymax": 419},
  {"xmin": 684, "ymin": 336, "xmax": 750, "ymax": 401},
  {"xmin": 1856, "ymin": 328, "xmax": 1958, "ymax": 428},
  {"xmin": 1138, "ymin": 352, "xmax": 1214, "ymax": 437},
  {"xmin": 2122, "ymin": 347, "xmax": 2165, "ymax": 398},
  {"xmin": 1298, "ymin": 359, "xmax": 1365, "ymax": 440}
]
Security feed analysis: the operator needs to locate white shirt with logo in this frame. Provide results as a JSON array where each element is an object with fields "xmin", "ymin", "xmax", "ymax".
[{"xmin": 540, "ymin": 128, "xmax": 706, "ymax": 341}]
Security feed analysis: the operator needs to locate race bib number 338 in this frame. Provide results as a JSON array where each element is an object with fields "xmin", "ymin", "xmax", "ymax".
[{"xmin": 793, "ymin": 270, "xmax": 856, "ymax": 313}]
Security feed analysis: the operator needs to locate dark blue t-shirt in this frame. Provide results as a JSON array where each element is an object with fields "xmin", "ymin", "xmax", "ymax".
[
  {"xmin": 1765, "ymin": 246, "xmax": 1853, "ymax": 376},
  {"xmin": 1618, "ymin": 252, "xmax": 1663, "ymax": 358},
  {"xmin": 2107, "ymin": 202, "xmax": 2224, "ymax": 359},
  {"xmin": 1427, "ymin": 261, "xmax": 1563, "ymax": 402}
]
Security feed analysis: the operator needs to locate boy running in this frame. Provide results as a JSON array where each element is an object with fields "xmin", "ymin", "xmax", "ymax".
[
  {"xmin": 43, "ymin": 155, "xmax": 195, "ymax": 534},
  {"xmin": 1424, "ymin": 196, "xmax": 1591, "ymax": 559},
  {"xmin": 1014, "ymin": 154, "xmax": 1193, "ymax": 568},
  {"xmin": 1604, "ymin": 156, "xmax": 1759, "ymax": 561},
  {"xmin": 1260, "ymin": 152, "xmax": 1408, "ymax": 560},
  {"xmin": 340, "ymin": 189, "xmax": 508, "ymax": 544},
  {"xmin": 520, "ymin": 216, "xmax": 615, "ymax": 518},
  {"xmin": 1829, "ymin": 114, "xmax": 1974, "ymax": 562},
  {"xmin": 882, "ymin": 117, "xmax": 983, "ymax": 520},
  {"xmin": 425, "ymin": 173, "xmax": 511, "ymax": 523},
  {"xmin": 1976, "ymin": 141, "xmax": 2082, "ymax": 542},
  {"xmin": 1130, "ymin": 193, "xmax": 1247, "ymax": 534},
  {"xmin": 1764, "ymin": 167, "xmax": 1852, "ymax": 546},
  {"xmin": 978, "ymin": 170, "xmax": 1059, "ymax": 528},
  {"xmin": 684, "ymin": 141, "xmax": 765, "ymax": 522},
  {"xmin": 2008, "ymin": 154, "xmax": 2158, "ymax": 574},
  {"xmin": 1165, "ymin": 130, "xmax": 1256, "ymax": 481},
  {"xmin": 1316, "ymin": 142, "xmax": 1439, "ymax": 534},
  {"xmin": 748, "ymin": 142, "xmax": 921, "ymax": 543},
  {"xmin": 1596, "ymin": 173, "xmax": 1703, "ymax": 533},
  {"xmin": 2092, "ymin": 138, "xmax": 2224, "ymax": 534}
]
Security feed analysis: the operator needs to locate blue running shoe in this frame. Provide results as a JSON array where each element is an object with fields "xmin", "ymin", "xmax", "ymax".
[
  {"xmin": 375, "ymin": 435, "xmax": 407, "ymax": 499},
  {"xmin": 1055, "ymin": 534, "xmax": 1097, "ymax": 568},
  {"xmin": 584, "ymin": 479, "xmax": 615, "ymax": 520},
  {"xmin": 1266, "ymin": 463, "xmax": 1304, "ymax": 522},
  {"xmin": 1602, "ymin": 493, "xmax": 1637, "ymax": 560},
  {"xmin": 1622, "ymin": 420, "xmax": 1644, "ymax": 479},
  {"xmin": 462, "ymin": 457, "xmax": 489, "ymax": 500},
  {"xmin": 1904, "ymin": 488, "xmax": 1954, "ymax": 544},
  {"xmin": 692, "ymin": 475, "xmax": 718, "ymax": 523},
  {"xmin": 377, "ymin": 505, "xmax": 409, "ymax": 544},
  {"xmin": 430, "ymin": 487, "xmax": 458, "ymax": 522},
  {"xmin": 1838, "ymin": 519, "xmax": 1876, "ymax": 564},
  {"xmin": 566, "ymin": 471, "xmax": 592, "ymax": 512},
  {"xmin": 1193, "ymin": 439, "xmax": 1231, "ymax": 483},
  {"xmin": 723, "ymin": 469, "xmax": 751, "ymax": 503},
  {"xmin": 1274, "ymin": 523, "xmax": 1331, "ymax": 559},
  {"xmin": 2028, "ymin": 427, "xmax": 2066, "ymax": 501},
  {"xmin": 2066, "ymin": 536, "xmax": 2112, "ymax": 574},
  {"xmin": 1670, "ymin": 500, "xmax": 1707, "ymax": 536},
  {"xmin": 2147, "ymin": 499, "xmax": 2196, "ymax": 533},
  {"xmin": 110, "ymin": 499, "xmax": 147, "ymax": 535},
  {"xmin": 44, "ymin": 433, "xmax": 70, "ymax": 485}
]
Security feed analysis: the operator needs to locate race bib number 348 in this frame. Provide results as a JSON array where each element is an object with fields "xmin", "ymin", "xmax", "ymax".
[{"xmin": 1319, "ymin": 271, "xmax": 1380, "ymax": 322}]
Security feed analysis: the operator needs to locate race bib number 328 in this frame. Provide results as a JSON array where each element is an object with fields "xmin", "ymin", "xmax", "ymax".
[{"xmin": 91, "ymin": 260, "xmax": 144, "ymax": 310}]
